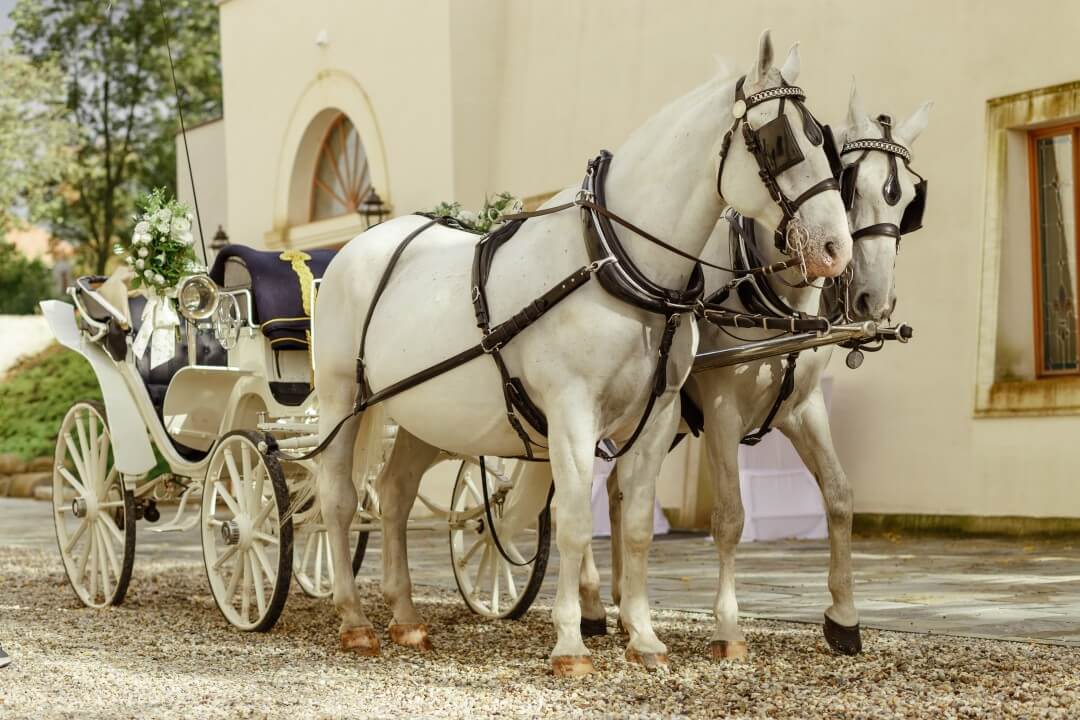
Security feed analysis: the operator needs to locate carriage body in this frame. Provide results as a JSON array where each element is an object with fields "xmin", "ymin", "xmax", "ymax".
[{"xmin": 39, "ymin": 246, "xmax": 550, "ymax": 631}]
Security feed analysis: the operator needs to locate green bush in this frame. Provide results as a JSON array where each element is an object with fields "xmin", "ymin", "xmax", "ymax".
[
  {"xmin": 0, "ymin": 242, "xmax": 55, "ymax": 314},
  {"xmin": 0, "ymin": 344, "xmax": 101, "ymax": 459}
]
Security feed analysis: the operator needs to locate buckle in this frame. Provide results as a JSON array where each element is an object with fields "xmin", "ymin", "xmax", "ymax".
[{"xmin": 575, "ymin": 188, "xmax": 595, "ymax": 205}]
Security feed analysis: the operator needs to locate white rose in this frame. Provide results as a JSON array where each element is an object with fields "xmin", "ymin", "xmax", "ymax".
[
  {"xmin": 138, "ymin": 247, "xmax": 149, "ymax": 258},
  {"xmin": 125, "ymin": 255, "xmax": 134, "ymax": 265},
  {"xmin": 154, "ymin": 273, "xmax": 165, "ymax": 284},
  {"xmin": 156, "ymin": 253, "xmax": 166, "ymax": 264},
  {"xmin": 172, "ymin": 216, "xmax": 191, "ymax": 234},
  {"xmin": 459, "ymin": 210, "xmax": 477, "ymax": 225},
  {"xmin": 135, "ymin": 221, "xmax": 150, "ymax": 234},
  {"xmin": 179, "ymin": 231, "xmax": 194, "ymax": 246},
  {"xmin": 132, "ymin": 232, "xmax": 147, "ymax": 245},
  {"xmin": 155, "ymin": 208, "xmax": 172, "ymax": 222},
  {"xmin": 136, "ymin": 259, "xmax": 145, "ymax": 269}
]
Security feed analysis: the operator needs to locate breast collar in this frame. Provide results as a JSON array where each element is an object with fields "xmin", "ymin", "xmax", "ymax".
[
  {"xmin": 728, "ymin": 210, "xmax": 807, "ymax": 320},
  {"xmin": 581, "ymin": 150, "xmax": 705, "ymax": 316}
]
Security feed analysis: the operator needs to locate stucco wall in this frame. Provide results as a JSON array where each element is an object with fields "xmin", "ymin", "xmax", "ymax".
[{"xmin": 216, "ymin": 0, "xmax": 1080, "ymax": 521}]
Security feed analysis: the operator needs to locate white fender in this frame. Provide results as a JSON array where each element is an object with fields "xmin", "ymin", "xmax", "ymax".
[{"xmin": 40, "ymin": 300, "xmax": 157, "ymax": 475}]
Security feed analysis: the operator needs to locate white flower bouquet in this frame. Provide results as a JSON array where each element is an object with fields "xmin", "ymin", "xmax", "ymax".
[
  {"xmin": 429, "ymin": 191, "xmax": 525, "ymax": 234},
  {"xmin": 125, "ymin": 187, "xmax": 203, "ymax": 292}
]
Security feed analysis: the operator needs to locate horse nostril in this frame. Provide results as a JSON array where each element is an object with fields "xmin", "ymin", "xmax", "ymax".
[{"xmin": 825, "ymin": 241, "xmax": 838, "ymax": 260}]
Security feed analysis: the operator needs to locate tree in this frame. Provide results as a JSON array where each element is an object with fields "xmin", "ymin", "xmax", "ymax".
[
  {"xmin": 0, "ymin": 49, "xmax": 80, "ymax": 235},
  {"xmin": 11, "ymin": 0, "xmax": 222, "ymax": 274},
  {"xmin": 0, "ymin": 242, "xmax": 56, "ymax": 314}
]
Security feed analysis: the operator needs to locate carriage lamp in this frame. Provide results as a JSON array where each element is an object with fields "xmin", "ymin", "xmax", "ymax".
[
  {"xmin": 177, "ymin": 275, "xmax": 220, "ymax": 365},
  {"xmin": 357, "ymin": 189, "xmax": 389, "ymax": 229}
]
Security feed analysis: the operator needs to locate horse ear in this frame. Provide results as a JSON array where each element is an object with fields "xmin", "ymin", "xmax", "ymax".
[
  {"xmin": 846, "ymin": 77, "xmax": 870, "ymax": 135},
  {"xmin": 779, "ymin": 42, "xmax": 800, "ymax": 84},
  {"xmin": 895, "ymin": 101, "xmax": 933, "ymax": 145},
  {"xmin": 748, "ymin": 29, "xmax": 774, "ymax": 88}
]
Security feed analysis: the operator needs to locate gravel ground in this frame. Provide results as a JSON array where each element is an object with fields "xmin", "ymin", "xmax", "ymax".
[{"xmin": 1, "ymin": 546, "xmax": 1078, "ymax": 719}]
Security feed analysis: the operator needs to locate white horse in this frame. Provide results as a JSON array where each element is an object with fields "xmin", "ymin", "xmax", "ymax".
[
  {"xmin": 313, "ymin": 30, "xmax": 852, "ymax": 676},
  {"xmin": 603, "ymin": 84, "xmax": 932, "ymax": 659}
]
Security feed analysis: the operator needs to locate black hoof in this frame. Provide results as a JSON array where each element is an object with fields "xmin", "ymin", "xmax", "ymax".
[
  {"xmin": 580, "ymin": 616, "xmax": 608, "ymax": 637},
  {"xmin": 823, "ymin": 614, "xmax": 862, "ymax": 655}
]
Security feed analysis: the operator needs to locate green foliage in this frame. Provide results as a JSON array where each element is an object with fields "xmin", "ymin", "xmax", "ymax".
[
  {"xmin": 0, "ymin": 243, "xmax": 56, "ymax": 314},
  {"xmin": 429, "ymin": 192, "xmax": 524, "ymax": 234},
  {"xmin": 0, "ymin": 48, "xmax": 80, "ymax": 235},
  {"xmin": 123, "ymin": 187, "xmax": 200, "ymax": 290},
  {"xmin": 11, "ymin": 0, "xmax": 223, "ymax": 274},
  {"xmin": 0, "ymin": 345, "xmax": 101, "ymax": 459}
]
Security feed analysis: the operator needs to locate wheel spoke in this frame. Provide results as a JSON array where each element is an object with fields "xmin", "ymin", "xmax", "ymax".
[
  {"xmin": 75, "ymin": 416, "xmax": 91, "ymax": 490},
  {"xmin": 254, "ymin": 531, "xmax": 279, "ymax": 546},
  {"xmin": 58, "ymin": 466, "xmax": 88, "ymax": 497},
  {"xmin": 240, "ymin": 443, "xmax": 254, "ymax": 511},
  {"xmin": 463, "ymin": 473, "xmax": 484, "ymax": 506},
  {"xmin": 249, "ymin": 552, "xmax": 266, "ymax": 618},
  {"xmin": 75, "ymin": 523, "xmax": 93, "ymax": 584},
  {"xmin": 240, "ymin": 554, "xmax": 251, "ymax": 620},
  {"xmin": 99, "ymin": 511, "xmax": 125, "ymax": 543},
  {"xmin": 214, "ymin": 481, "xmax": 241, "ymax": 518},
  {"xmin": 253, "ymin": 464, "xmax": 266, "ymax": 509},
  {"xmin": 224, "ymin": 552, "xmax": 243, "ymax": 604},
  {"xmin": 223, "ymin": 449, "xmax": 244, "ymax": 515},
  {"xmin": 503, "ymin": 559, "xmax": 518, "ymax": 600},
  {"xmin": 473, "ymin": 545, "xmax": 491, "ymax": 601},
  {"xmin": 96, "ymin": 433, "xmax": 110, "ymax": 494},
  {"xmin": 96, "ymin": 523, "xmax": 112, "ymax": 601},
  {"xmin": 64, "ymin": 436, "xmax": 89, "ymax": 492},
  {"xmin": 87, "ymin": 413, "xmax": 99, "ymax": 489},
  {"xmin": 98, "ymin": 521, "xmax": 122, "ymax": 579},
  {"xmin": 503, "ymin": 539, "xmax": 528, "ymax": 565},
  {"xmin": 87, "ymin": 527, "xmax": 99, "ymax": 601},
  {"xmin": 491, "ymin": 552, "xmax": 500, "ymax": 615},
  {"xmin": 461, "ymin": 535, "xmax": 484, "ymax": 565},
  {"xmin": 213, "ymin": 544, "xmax": 239, "ymax": 572},
  {"xmin": 252, "ymin": 542, "xmax": 275, "ymax": 584},
  {"xmin": 314, "ymin": 533, "xmax": 324, "ymax": 594},
  {"xmin": 99, "ymin": 466, "xmax": 118, "ymax": 501},
  {"xmin": 64, "ymin": 518, "xmax": 90, "ymax": 554}
]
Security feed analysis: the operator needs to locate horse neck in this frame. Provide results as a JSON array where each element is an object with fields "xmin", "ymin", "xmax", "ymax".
[
  {"xmin": 599, "ymin": 78, "xmax": 730, "ymax": 292},
  {"xmin": 751, "ymin": 218, "xmax": 822, "ymax": 314}
]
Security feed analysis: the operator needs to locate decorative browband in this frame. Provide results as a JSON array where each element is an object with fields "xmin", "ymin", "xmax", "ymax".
[
  {"xmin": 745, "ymin": 85, "xmax": 806, "ymax": 108},
  {"xmin": 841, "ymin": 139, "xmax": 911, "ymax": 162}
]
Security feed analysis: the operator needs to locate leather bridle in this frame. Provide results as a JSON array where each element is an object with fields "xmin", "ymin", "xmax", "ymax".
[
  {"xmin": 716, "ymin": 76, "xmax": 844, "ymax": 253},
  {"xmin": 839, "ymin": 114, "xmax": 927, "ymax": 245}
]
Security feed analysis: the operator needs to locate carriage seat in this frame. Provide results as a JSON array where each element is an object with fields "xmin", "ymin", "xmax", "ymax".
[{"xmin": 209, "ymin": 245, "xmax": 337, "ymax": 350}]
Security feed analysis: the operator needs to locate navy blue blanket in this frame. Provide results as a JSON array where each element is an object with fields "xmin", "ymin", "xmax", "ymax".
[{"xmin": 210, "ymin": 245, "xmax": 337, "ymax": 350}]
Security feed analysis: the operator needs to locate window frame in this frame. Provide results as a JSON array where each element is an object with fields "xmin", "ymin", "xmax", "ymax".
[
  {"xmin": 308, "ymin": 113, "xmax": 372, "ymax": 222},
  {"xmin": 1028, "ymin": 122, "xmax": 1080, "ymax": 378}
]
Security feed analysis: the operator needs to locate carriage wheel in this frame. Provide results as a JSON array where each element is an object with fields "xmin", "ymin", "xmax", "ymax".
[
  {"xmin": 201, "ymin": 431, "xmax": 292, "ymax": 631},
  {"xmin": 52, "ymin": 401, "xmax": 136, "ymax": 608},
  {"xmin": 293, "ymin": 513, "xmax": 369, "ymax": 599},
  {"xmin": 449, "ymin": 459, "xmax": 550, "ymax": 619}
]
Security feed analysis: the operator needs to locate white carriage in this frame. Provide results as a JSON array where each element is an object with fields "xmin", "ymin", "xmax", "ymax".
[{"xmin": 40, "ymin": 246, "xmax": 551, "ymax": 631}]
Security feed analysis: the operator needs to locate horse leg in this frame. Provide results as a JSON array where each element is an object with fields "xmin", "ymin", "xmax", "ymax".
[
  {"xmin": 779, "ymin": 389, "xmax": 860, "ymax": 655},
  {"xmin": 317, "ymin": 409, "xmax": 378, "ymax": 655},
  {"xmin": 702, "ymin": 402, "xmax": 748, "ymax": 661},
  {"xmin": 379, "ymin": 429, "xmax": 440, "ymax": 651},
  {"xmin": 606, "ymin": 463, "xmax": 624, "ymax": 611},
  {"xmin": 579, "ymin": 544, "xmax": 607, "ymax": 636},
  {"xmin": 546, "ymin": 405, "xmax": 600, "ymax": 677},
  {"xmin": 616, "ymin": 397, "xmax": 677, "ymax": 671}
]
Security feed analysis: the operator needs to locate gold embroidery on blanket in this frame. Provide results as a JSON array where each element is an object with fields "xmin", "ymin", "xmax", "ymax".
[{"xmin": 279, "ymin": 250, "xmax": 317, "ymax": 383}]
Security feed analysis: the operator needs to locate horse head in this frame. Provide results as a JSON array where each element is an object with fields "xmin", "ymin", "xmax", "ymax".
[
  {"xmin": 716, "ymin": 30, "xmax": 853, "ymax": 279},
  {"xmin": 835, "ymin": 81, "xmax": 932, "ymax": 321}
]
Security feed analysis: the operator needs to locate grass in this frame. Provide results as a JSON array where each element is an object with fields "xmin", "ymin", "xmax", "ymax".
[{"xmin": 0, "ymin": 344, "xmax": 101, "ymax": 460}]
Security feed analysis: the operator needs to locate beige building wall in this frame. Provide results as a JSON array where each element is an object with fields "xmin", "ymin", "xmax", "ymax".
[
  {"xmin": 175, "ymin": 118, "xmax": 228, "ymax": 266},
  {"xmin": 214, "ymin": 0, "xmax": 1080, "ymax": 525}
]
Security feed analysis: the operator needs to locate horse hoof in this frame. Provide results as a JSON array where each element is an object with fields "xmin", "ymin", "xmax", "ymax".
[
  {"xmin": 823, "ymin": 615, "xmax": 862, "ymax": 655},
  {"xmin": 340, "ymin": 626, "xmax": 381, "ymax": 657},
  {"xmin": 709, "ymin": 640, "xmax": 748, "ymax": 661},
  {"xmin": 580, "ymin": 616, "xmax": 608, "ymax": 637},
  {"xmin": 625, "ymin": 647, "xmax": 669, "ymax": 671},
  {"xmin": 389, "ymin": 623, "xmax": 434, "ymax": 652},
  {"xmin": 551, "ymin": 655, "xmax": 595, "ymax": 677}
]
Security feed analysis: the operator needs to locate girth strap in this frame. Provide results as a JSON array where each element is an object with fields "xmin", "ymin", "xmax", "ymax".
[{"xmin": 740, "ymin": 352, "xmax": 799, "ymax": 446}]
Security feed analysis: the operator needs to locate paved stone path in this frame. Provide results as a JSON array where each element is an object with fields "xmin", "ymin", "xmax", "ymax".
[{"xmin": 3, "ymin": 497, "xmax": 1078, "ymax": 645}]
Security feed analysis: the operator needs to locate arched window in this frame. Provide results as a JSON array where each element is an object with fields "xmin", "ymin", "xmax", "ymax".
[{"xmin": 310, "ymin": 114, "xmax": 372, "ymax": 221}]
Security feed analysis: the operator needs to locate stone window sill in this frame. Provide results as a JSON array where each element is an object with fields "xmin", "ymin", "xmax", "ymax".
[{"xmin": 978, "ymin": 376, "xmax": 1080, "ymax": 417}]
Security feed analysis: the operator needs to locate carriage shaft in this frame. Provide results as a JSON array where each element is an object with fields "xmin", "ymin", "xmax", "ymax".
[{"xmin": 693, "ymin": 321, "xmax": 882, "ymax": 371}]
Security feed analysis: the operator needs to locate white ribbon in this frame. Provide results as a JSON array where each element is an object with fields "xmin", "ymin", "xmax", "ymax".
[{"xmin": 132, "ymin": 290, "xmax": 180, "ymax": 369}]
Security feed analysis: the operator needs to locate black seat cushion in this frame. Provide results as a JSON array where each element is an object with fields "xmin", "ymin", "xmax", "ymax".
[{"xmin": 209, "ymin": 245, "xmax": 337, "ymax": 350}]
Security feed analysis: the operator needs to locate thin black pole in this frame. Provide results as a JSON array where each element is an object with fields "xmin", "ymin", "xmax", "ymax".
[{"xmin": 156, "ymin": 0, "xmax": 208, "ymax": 266}]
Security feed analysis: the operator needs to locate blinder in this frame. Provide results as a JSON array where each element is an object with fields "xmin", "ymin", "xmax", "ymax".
[
  {"xmin": 838, "ymin": 114, "xmax": 927, "ymax": 242},
  {"xmin": 716, "ymin": 77, "xmax": 842, "ymax": 254}
]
